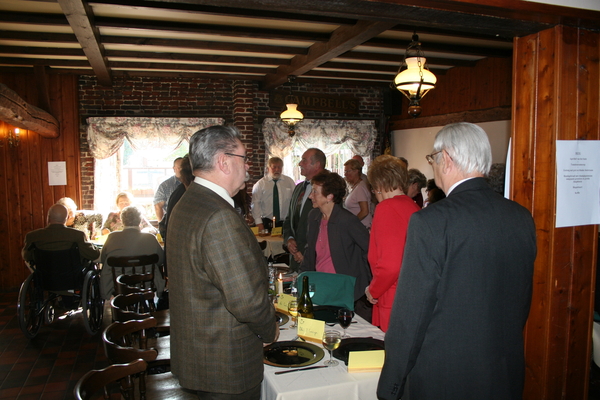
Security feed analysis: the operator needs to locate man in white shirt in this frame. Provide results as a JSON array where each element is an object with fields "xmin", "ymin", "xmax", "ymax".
[{"xmin": 251, "ymin": 157, "xmax": 295, "ymax": 232}]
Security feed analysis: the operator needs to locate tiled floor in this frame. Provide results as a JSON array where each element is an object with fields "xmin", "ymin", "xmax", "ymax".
[{"xmin": 0, "ymin": 290, "xmax": 112, "ymax": 399}]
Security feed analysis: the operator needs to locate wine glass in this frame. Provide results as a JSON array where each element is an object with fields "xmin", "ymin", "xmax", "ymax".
[
  {"xmin": 308, "ymin": 283, "xmax": 316, "ymax": 298},
  {"xmin": 338, "ymin": 308, "xmax": 354, "ymax": 338},
  {"xmin": 288, "ymin": 300, "xmax": 299, "ymax": 328},
  {"xmin": 322, "ymin": 330, "xmax": 342, "ymax": 366}
]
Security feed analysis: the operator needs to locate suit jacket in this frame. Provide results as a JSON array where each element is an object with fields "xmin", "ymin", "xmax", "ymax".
[
  {"xmin": 377, "ymin": 178, "xmax": 537, "ymax": 400},
  {"xmin": 99, "ymin": 227, "xmax": 166, "ymax": 300},
  {"xmin": 22, "ymin": 224, "xmax": 100, "ymax": 264},
  {"xmin": 282, "ymin": 180, "xmax": 313, "ymax": 270},
  {"xmin": 299, "ymin": 204, "xmax": 371, "ymax": 301},
  {"xmin": 167, "ymin": 182, "xmax": 277, "ymax": 394}
]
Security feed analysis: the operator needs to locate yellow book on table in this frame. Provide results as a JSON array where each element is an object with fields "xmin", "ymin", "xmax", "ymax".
[{"xmin": 348, "ymin": 350, "xmax": 385, "ymax": 373}]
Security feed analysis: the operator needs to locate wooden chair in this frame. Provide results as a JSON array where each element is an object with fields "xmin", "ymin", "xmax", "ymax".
[
  {"xmin": 103, "ymin": 319, "xmax": 194, "ymax": 400},
  {"xmin": 111, "ymin": 291, "xmax": 169, "ymax": 329},
  {"xmin": 115, "ymin": 273, "xmax": 155, "ymax": 296},
  {"xmin": 106, "ymin": 254, "xmax": 160, "ymax": 296},
  {"xmin": 73, "ymin": 359, "xmax": 147, "ymax": 400}
]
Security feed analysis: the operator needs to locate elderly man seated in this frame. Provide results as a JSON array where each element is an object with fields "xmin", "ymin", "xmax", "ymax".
[
  {"xmin": 100, "ymin": 205, "xmax": 165, "ymax": 300},
  {"xmin": 22, "ymin": 204, "xmax": 100, "ymax": 271}
]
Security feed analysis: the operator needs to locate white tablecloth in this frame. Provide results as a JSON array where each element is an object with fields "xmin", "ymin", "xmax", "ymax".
[
  {"xmin": 262, "ymin": 313, "xmax": 385, "ymax": 400},
  {"xmin": 258, "ymin": 236, "xmax": 285, "ymax": 258}
]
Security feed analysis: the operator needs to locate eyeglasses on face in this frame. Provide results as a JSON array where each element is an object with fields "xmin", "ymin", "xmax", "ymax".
[
  {"xmin": 425, "ymin": 150, "xmax": 443, "ymax": 165},
  {"xmin": 225, "ymin": 152, "xmax": 249, "ymax": 163}
]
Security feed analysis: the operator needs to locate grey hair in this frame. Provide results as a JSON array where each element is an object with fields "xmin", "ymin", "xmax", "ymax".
[
  {"xmin": 408, "ymin": 168, "xmax": 427, "ymax": 189},
  {"xmin": 120, "ymin": 205, "xmax": 142, "ymax": 227},
  {"xmin": 432, "ymin": 122, "xmax": 492, "ymax": 175},
  {"xmin": 189, "ymin": 125, "xmax": 242, "ymax": 172}
]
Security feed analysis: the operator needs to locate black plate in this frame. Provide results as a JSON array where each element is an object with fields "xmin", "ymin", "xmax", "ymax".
[
  {"xmin": 264, "ymin": 341, "xmax": 325, "ymax": 368},
  {"xmin": 275, "ymin": 312, "xmax": 289, "ymax": 326},
  {"xmin": 332, "ymin": 337, "xmax": 385, "ymax": 365},
  {"xmin": 313, "ymin": 305, "xmax": 342, "ymax": 324}
]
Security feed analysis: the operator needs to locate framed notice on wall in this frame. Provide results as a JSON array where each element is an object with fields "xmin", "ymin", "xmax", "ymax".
[{"xmin": 48, "ymin": 162, "xmax": 67, "ymax": 186}]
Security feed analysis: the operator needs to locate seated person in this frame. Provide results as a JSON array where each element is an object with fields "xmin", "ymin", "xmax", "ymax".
[
  {"xmin": 100, "ymin": 205, "xmax": 166, "ymax": 300},
  {"xmin": 22, "ymin": 204, "xmax": 100, "ymax": 272},
  {"xmin": 102, "ymin": 191, "xmax": 155, "ymax": 235},
  {"xmin": 56, "ymin": 197, "xmax": 103, "ymax": 240}
]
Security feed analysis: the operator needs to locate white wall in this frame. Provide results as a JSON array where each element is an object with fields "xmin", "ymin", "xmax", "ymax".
[{"xmin": 391, "ymin": 120, "xmax": 511, "ymax": 181}]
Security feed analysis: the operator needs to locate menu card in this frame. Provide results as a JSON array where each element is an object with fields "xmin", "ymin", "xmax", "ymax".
[
  {"xmin": 271, "ymin": 227, "xmax": 282, "ymax": 236},
  {"xmin": 348, "ymin": 350, "xmax": 385, "ymax": 373},
  {"xmin": 275, "ymin": 294, "xmax": 295, "ymax": 313},
  {"xmin": 251, "ymin": 226, "xmax": 259, "ymax": 235},
  {"xmin": 297, "ymin": 316, "xmax": 325, "ymax": 344}
]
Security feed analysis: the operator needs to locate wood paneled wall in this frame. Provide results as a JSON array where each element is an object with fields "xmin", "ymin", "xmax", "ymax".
[
  {"xmin": 0, "ymin": 73, "xmax": 82, "ymax": 291},
  {"xmin": 512, "ymin": 26, "xmax": 600, "ymax": 400}
]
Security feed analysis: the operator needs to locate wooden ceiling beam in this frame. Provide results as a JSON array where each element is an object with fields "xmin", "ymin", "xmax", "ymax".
[
  {"xmin": 261, "ymin": 19, "xmax": 397, "ymax": 90},
  {"xmin": 362, "ymin": 37, "xmax": 512, "ymax": 58},
  {"xmin": 57, "ymin": 0, "xmax": 112, "ymax": 86},
  {"xmin": 95, "ymin": 17, "xmax": 331, "ymax": 42},
  {"xmin": 104, "ymin": 50, "xmax": 288, "ymax": 66}
]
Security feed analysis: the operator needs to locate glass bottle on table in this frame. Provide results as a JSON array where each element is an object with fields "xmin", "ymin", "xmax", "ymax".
[{"xmin": 297, "ymin": 275, "xmax": 314, "ymax": 319}]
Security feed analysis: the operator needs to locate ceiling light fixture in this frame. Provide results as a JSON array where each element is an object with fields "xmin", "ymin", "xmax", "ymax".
[
  {"xmin": 393, "ymin": 32, "xmax": 437, "ymax": 118},
  {"xmin": 279, "ymin": 75, "xmax": 304, "ymax": 137}
]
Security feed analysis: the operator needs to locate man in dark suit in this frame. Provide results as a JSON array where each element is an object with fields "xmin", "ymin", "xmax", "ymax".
[
  {"xmin": 283, "ymin": 148, "xmax": 326, "ymax": 270},
  {"xmin": 167, "ymin": 125, "xmax": 278, "ymax": 400},
  {"xmin": 378, "ymin": 122, "xmax": 537, "ymax": 400},
  {"xmin": 22, "ymin": 204, "xmax": 100, "ymax": 269}
]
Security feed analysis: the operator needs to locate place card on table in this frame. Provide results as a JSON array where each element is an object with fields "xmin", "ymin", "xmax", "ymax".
[
  {"xmin": 276, "ymin": 293, "xmax": 296, "ymax": 312},
  {"xmin": 251, "ymin": 226, "xmax": 259, "ymax": 235},
  {"xmin": 347, "ymin": 350, "xmax": 385, "ymax": 373},
  {"xmin": 297, "ymin": 316, "xmax": 325, "ymax": 344},
  {"xmin": 271, "ymin": 227, "xmax": 282, "ymax": 236}
]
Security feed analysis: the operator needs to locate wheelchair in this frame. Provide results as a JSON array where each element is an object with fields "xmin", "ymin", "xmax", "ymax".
[{"xmin": 17, "ymin": 243, "xmax": 105, "ymax": 338}]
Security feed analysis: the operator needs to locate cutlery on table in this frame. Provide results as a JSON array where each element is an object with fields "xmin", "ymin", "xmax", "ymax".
[{"xmin": 274, "ymin": 365, "xmax": 329, "ymax": 375}]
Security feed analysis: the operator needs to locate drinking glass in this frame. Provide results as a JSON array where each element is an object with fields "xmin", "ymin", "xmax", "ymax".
[
  {"xmin": 322, "ymin": 330, "xmax": 342, "ymax": 366},
  {"xmin": 337, "ymin": 308, "xmax": 354, "ymax": 338},
  {"xmin": 288, "ymin": 300, "xmax": 299, "ymax": 328},
  {"xmin": 308, "ymin": 283, "xmax": 316, "ymax": 298}
]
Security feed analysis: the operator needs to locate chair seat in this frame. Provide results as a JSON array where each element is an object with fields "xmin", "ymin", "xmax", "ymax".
[{"xmin": 144, "ymin": 372, "xmax": 197, "ymax": 400}]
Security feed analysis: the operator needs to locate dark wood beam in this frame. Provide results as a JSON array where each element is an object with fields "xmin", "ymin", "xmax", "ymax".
[
  {"xmin": 57, "ymin": 0, "xmax": 112, "ymax": 86},
  {"xmin": 0, "ymin": 46, "xmax": 85, "ymax": 57},
  {"xmin": 0, "ymin": 83, "xmax": 59, "ymax": 138},
  {"xmin": 334, "ymin": 51, "xmax": 478, "ymax": 67},
  {"xmin": 362, "ymin": 37, "xmax": 512, "ymax": 58},
  {"xmin": 388, "ymin": 106, "xmax": 511, "ymax": 130},
  {"xmin": 262, "ymin": 20, "xmax": 397, "ymax": 90}
]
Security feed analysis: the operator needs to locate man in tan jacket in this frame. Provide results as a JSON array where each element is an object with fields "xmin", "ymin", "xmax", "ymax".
[{"xmin": 168, "ymin": 125, "xmax": 278, "ymax": 399}]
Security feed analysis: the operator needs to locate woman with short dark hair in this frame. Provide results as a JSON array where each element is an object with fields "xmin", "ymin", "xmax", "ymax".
[{"xmin": 299, "ymin": 171, "xmax": 372, "ymax": 321}]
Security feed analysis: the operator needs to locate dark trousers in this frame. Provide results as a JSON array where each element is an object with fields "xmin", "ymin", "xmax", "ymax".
[{"xmin": 196, "ymin": 383, "xmax": 261, "ymax": 400}]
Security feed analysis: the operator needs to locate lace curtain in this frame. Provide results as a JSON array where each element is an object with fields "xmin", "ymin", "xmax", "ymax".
[
  {"xmin": 262, "ymin": 118, "xmax": 377, "ymax": 160},
  {"xmin": 87, "ymin": 117, "xmax": 224, "ymax": 215},
  {"xmin": 87, "ymin": 117, "xmax": 225, "ymax": 159}
]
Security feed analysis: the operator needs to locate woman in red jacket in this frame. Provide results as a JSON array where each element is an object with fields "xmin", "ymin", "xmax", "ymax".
[{"xmin": 365, "ymin": 155, "xmax": 420, "ymax": 331}]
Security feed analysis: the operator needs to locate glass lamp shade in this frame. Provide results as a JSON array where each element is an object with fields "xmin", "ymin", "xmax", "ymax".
[
  {"xmin": 394, "ymin": 57, "xmax": 437, "ymax": 95},
  {"xmin": 280, "ymin": 103, "xmax": 304, "ymax": 125}
]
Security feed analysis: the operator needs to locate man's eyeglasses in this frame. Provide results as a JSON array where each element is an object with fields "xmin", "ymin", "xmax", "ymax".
[
  {"xmin": 425, "ymin": 150, "xmax": 443, "ymax": 165},
  {"xmin": 225, "ymin": 152, "xmax": 249, "ymax": 163}
]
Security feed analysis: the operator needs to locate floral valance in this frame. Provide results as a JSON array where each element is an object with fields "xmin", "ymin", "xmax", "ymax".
[
  {"xmin": 262, "ymin": 118, "xmax": 377, "ymax": 160},
  {"xmin": 86, "ymin": 117, "xmax": 225, "ymax": 159}
]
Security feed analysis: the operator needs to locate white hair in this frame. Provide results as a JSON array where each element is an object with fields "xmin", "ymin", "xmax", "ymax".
[{"xmin": 433, "ymin": 122, "xmax": 492, "ymax": 175}]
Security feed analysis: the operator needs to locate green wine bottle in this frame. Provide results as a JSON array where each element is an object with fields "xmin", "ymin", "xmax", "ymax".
[{"xmin": 298, "ymin": 275, "xmax": 314, "ymax": 319}]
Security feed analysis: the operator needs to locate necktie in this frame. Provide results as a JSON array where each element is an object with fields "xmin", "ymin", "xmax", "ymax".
[
  {"xmin": 272, "ymin": 179, "xmax": 280, "ymax": 223},
  {"xmin": 293, "ymin": 181, "xmax": 308, "ymax": 229}
]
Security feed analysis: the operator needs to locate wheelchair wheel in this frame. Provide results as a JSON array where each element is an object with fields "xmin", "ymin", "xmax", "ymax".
[
  {"xmin": 17, "ymin": 274, "xmax": 44, "ymax": 339},
  {"xmin": 82, "ymin": 269, "xmax": 104, "ymax": 335}
]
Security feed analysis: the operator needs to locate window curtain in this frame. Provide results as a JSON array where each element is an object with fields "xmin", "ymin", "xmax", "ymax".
[
  {"xmin": 87, "ymin": 117, "xmax": 225, "ymax": 159},
  {"xmin": 262, "ymin": 118, "xmax": 377, "ymax": 161}
]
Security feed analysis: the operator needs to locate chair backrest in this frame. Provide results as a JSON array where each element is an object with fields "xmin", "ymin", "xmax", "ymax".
[
  {"xmin": 111, "ymin": 293, "xmax": 155, "ymax": 322},
  {"xmin": 107, "ymin": 254, "xmax": 159, "ymax": 295},
  {"xmin": 74, "ymin": 359, "xmax": 147, "ymax": 400},
  {"xmin": 103, "ymin": 318, "xmax": 159, "ymax": 364},
  {"xmin": 31, "ymin": 243, "xmax": 86, "ymax": 291},
  {"xmin": 115, "ymin": 273, "xmax": 155, "ymax": 296},
  {"xmin": 297, "ymin": 271, "xmax": 356, "ymax": 310}
]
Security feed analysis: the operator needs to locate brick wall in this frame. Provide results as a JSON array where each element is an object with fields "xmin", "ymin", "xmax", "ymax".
[{"xmin": 78, "ymin": 76, "xmax": 386, "ymax": 207}]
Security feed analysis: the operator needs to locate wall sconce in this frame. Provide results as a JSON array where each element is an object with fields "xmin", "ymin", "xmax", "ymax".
[
  {"xmin": 280, "ymin": 75, "xmax": 304, "ymax": 137},
  {"xmin": 9, "ymin": 128, "xmax": 21, "ymax": 147},
  {"xmin": 393, "ymin": 32, "xmax": 437, "ymax": 118}
]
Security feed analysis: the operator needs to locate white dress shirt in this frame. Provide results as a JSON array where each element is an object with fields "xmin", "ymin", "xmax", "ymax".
[{"xmin": 251, "ymin": 174, "xmax": 296, "ymax": 222}]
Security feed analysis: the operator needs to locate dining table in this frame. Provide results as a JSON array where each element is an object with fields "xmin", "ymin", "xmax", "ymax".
[
  {"xmin": 261, "ymin": 311, "xmax": 385, "ymax": 400},
  {"xmin": 257, "ymin": 235, "xmax": 286, "ymax": 258}
]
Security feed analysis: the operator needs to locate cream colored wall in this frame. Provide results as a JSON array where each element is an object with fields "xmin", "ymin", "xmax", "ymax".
[{"xmin": 391, "ymin": 120, "xmax": 511, "ymax": 182}]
